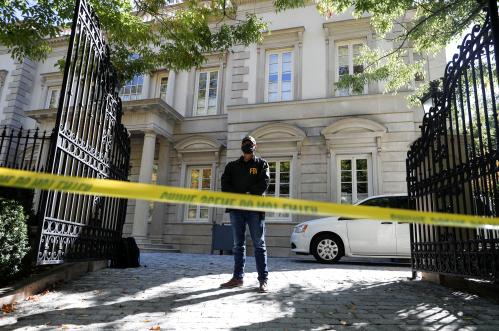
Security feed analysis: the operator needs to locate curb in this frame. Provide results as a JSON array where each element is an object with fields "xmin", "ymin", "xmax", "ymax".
[{"xmin": 0, "ymin": 260, "xmax": 108, "ymax": 306}]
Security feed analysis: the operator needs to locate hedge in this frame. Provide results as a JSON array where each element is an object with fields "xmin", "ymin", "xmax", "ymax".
[{"xmin": 0, "ymin": 199, "xmax": 29, "ymax": 284}]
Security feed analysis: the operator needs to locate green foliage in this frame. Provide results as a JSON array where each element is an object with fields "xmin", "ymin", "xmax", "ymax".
[
  {"xmin": 335, "ymin": 45, "xmax": 426, "ymax": 95},
  {"xmin": 0, "ymin": 0, "xmax": 485, "ymax": 91},
  {"xmin": 0, "ymin": 199, "xmax": 29, "ymax": 284},
  {"xmin": 0, "ymin": 187, "xmax": 36, "ymax": 226},
  {"xmin": 0, "ymin": 0, "xmax": 266, "ymax": 84},
  {"xmin": 307, "ymin": 0, "xmax": 484, "ymax": 96},
  {"xmin": 407, "ymin": 81, "xmax": 431, "ymax": 107},
  {"xmin": 274, "ymin": 0, "xmax": 306, "ymax": 12}
]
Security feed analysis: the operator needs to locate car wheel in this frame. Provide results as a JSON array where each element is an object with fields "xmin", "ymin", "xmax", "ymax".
[{"xmin": 311, "ymin": 233, "xmax": 344, "ymax": 263}]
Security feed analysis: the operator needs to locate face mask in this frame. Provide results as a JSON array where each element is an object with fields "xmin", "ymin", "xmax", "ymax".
[{"xmin": 241, "ymin": 144, "xmax": 255, "ymax": 154}]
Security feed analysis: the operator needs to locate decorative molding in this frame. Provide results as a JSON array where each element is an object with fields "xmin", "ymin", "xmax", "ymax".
[
  {"xmin": 203, "ymin": 51, "xmax": 228, "ymax": 66},
  {"xmin": 261, "ymin": 26, "xmax": 305, "ymax": 46},
  {"xmin": 250, "ymin": 123, "xmax": 306, "ymax": 157},
  {"xmin": 322, "ymin": 118, "xmax": 387, "ymax": 136},
  {"xmin": 323, "ymin": 18, "xmax": 372, "ymax": 39},
  {"xmin": 121, "ymin": 98, "xmax": 184, "ymax": 122},
  {"xmin": 321, "ymin": 117, "xmax": 387, "ymax": 151},
  {"xmin": 251, "ymin": 122, "xmax": 306, "ymax": 142},
  {"xmin": 174, "ymin": 135, "xmax": 225, "ymax": 163},
  {"xmin": 40, "ymin": 72, "xmax": 64, "ymax": 86}
]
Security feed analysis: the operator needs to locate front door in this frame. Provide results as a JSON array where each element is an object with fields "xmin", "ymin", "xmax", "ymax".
[{"xmin": 337, "ymin": 155, "xmax": 372, "ymax": 204}]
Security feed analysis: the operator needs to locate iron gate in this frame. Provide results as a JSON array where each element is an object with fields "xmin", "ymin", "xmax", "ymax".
[
  {"xmin": 37, "ymin": 0, "xmax": 130, "ymax": 265},
  {"xmin": 407, "ymin": 0, "xmax": 499, "ymax": 280}
]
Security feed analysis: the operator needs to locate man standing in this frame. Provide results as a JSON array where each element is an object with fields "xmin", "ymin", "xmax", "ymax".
[{"xmin": 220, "ymin": 136, "xmax": 270, "ymax": 293}]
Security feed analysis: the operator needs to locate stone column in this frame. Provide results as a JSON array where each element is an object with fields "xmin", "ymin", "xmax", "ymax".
[
  {"xmin": 256, "ymin": 46, "xmax": 265, "ymax": 103},
  {"xmin": 142, "ymin": 74, "xmax": 151, "ymax": 99},
  {"xmin": 218, "ymin": 62, "xmax": 225, "ymax": 114},
  {"xmin": 1, "ymin": 59, "xmax": 35, "ymax": 128},
  {"xmin": 295, "ymin": 31, "xmax": 303, "ymax": 100},
  {"xmin": 185, "ymin": 69, "xmax": 196, "ymax": 116},
  {"xmin": 166, "ymin": 71, "xmax": 176, "ymax": 105},
  {"xmin": 323, "ymin": 27, "xmax": 333, "ymax": 98},
  {"xmin": 131, "ymin": 131, "xmax": 157, "ymax": 243},
  {"xmin": 148, "ymin": 137, "xmax": 169, "ymax": 243}
]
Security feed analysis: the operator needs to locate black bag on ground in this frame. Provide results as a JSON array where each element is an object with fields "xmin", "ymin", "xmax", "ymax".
[{"xmin": 112, "ymin": 237, "xmax": 140, "ymax": 268}]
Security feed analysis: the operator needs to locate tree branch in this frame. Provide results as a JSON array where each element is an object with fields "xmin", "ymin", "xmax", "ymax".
[{"xmin": 363, "ymin": 0, "xmax": 470, "ymax": 71}]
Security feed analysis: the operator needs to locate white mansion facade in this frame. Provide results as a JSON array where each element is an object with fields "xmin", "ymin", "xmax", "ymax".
[{"xmin": 0, "ymin": 3, "xmax": 446, "ymax": 256}]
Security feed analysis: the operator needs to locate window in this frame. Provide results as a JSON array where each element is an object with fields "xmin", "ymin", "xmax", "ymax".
[
  {"xmin": 266, "ymin": 50, "xmax": 293, "ymax": 102},
  {"xmin": 185, "ymin": 167, "xmax": 212, "ymax": 221},
  {"xmin": 120, "ymin": 75, "xmax": 143, "ymax": 101},
  {"xmin": 360, "ymin": 196, "xmax": 410, "ymax": 209},
  {"xmin": 338, "ymin": 155, "xmax": 372, "ymax": 204},
  {"xmin": 46, "ymin": 87, "xmax": 60, "ymax": 109},
  {"xmin": 337, "ymin": 40, "xmax": 366, "ymax": 96},
  {"xmin": 194, "ymin": 69, "xmax": 218, "ymax": 116},
  {"xmin": 266, "ymin": 160, "xmax": 291, "ymax": 220},
  {"xmin": 159, "ymin": 76, "xmax": 168, "ymax": 101}
]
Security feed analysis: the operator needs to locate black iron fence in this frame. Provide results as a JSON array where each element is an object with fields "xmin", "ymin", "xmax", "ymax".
[
  {"xmin": 0, "ymin": 126, "xmax": 53, "ymax": 226},
  {"xmin": 0, "ymin": 126, "xmax": 53, "ymax": 172},
  {"xmin": 407, "ymin": 1, "xmax": 499, "ymax": 281}
]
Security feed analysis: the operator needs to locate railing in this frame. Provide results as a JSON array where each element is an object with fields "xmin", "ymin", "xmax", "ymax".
[
  {"xmin": 0, "ymin": 126, "xmax": 52, "ymax": 172},
  {"xmin": 406, "ymin": 1, "xmax": 499, "ymax": 281}
]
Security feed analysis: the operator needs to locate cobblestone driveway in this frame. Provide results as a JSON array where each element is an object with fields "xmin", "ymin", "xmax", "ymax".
[{"xmin": 2, "ymin": 253, "xmax": 499, "ymax": 330}]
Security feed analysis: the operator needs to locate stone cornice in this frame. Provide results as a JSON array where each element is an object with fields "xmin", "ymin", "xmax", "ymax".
[
  {"xmin": 263, "ymin": 26, "xmax": 305, "ymax": 38},
  {"xmin": 227, "ymin": 92, "xmax": 415, "ymax": 111},
  {"xmin": 260, "ymin": 26, "xmax": 305, "ymax": 46},
  {"xmin": 323, "ymin": 17, "xmax": 372, "ymax": 38},
  {"xmin": 26, "ymin": 98, "xmax": 184, "ymax": 128},
  {"xmin": 182, "ymin": 114, "xmax": 227, "ymax": 121},
  {"xmin": 122, "ymin": 98, "xmax": 184, "ymax": 122},
  {"xmin": 25, "ymin": 108, "xmax": 58, "ymax": 122}
]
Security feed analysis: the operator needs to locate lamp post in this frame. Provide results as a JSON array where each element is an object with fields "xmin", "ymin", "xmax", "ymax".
[{"xmin": 419, "ymin": 79, "xmax": 441, "ymax": 115}]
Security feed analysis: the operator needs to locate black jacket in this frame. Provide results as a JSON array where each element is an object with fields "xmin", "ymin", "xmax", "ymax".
[{"xmin": 221, "ymin": 155, "xmax": 270, "ymax": 214}]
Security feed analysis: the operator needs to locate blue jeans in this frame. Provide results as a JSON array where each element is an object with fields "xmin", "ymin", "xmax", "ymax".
[{"xmin": 230, "ymin": 210, "xmax": 268, "ymax": 282}]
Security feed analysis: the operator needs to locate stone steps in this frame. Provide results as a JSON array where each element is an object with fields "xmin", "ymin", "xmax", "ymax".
[{"xmin": 138, "ymin": 243, "xmax": 181, "ymax": 253}]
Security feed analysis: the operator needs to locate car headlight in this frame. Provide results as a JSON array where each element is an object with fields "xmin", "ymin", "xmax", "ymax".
[{"xmin": 294, "ymin": 224, "xmax": 308, "ymax": 233}]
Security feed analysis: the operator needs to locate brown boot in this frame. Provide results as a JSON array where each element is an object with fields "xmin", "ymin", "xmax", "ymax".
[
  {"xmin": 258, "ymin": 280, "xmax": 268, "ymax": 293},
  {"xmin": 220, "ymin": 277, "xmax": 243, "ymax": 288}
]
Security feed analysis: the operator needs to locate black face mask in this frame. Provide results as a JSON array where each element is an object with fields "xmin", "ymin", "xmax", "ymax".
[{"xmin": 241, "ymin": 144, "xmax": 255, "ymax": 154}]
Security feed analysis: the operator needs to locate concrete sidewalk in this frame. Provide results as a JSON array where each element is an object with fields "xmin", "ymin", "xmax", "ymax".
[{"xmin": 1, "ymin": 253, "xmax": 498, "ymax": 330}]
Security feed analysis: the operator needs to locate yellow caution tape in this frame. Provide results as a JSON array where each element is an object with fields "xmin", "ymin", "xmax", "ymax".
[{"xmin": 0, "ymin": 167, "xmax": 498, "ymax": 229}]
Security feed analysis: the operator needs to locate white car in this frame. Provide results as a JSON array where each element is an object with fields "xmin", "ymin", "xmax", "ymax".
[{"xmin": 290, "ymin": 194, "xmax": 412, "ymax": 263}]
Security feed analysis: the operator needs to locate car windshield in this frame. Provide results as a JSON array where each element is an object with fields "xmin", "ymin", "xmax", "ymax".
[{"xmin": 359, "ymin": 196, "xmax": 411, "ymax": 209}]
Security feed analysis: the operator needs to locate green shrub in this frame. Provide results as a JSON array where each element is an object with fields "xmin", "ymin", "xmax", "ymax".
[
  {"xmin": 0, "ymin": 187, "xmax": 36, "ymax": 225},
  {"xmin": 0, "ymin": 199, "xmax": 29, "ymax": 283}
]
